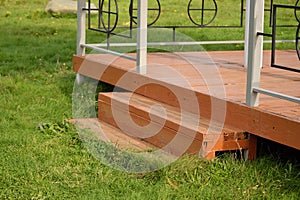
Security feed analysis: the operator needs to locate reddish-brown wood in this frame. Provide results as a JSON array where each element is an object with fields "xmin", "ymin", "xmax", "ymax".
[
  {"xmin": 247, "ymin": 134, "xmax": 257, "ymax": 161},
  {"xmin": 69, "ymin": 118, "xmax": 156, "ymax": 151},
  {"xmin": 98, "ymin": 92, "xmax": 250, "ymax": 158},
  {"xmin": 99, "ymin": 100, "xmax": 202, "ymax": 156},
  {"xmin": 73, "ymin": 50, "xmax": 300, "ymax": 151}
]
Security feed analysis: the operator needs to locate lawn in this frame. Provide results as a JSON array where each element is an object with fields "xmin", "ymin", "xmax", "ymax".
[{"xmin": 0, "ymin": 0, "xmax": 299, "ymax": 199}]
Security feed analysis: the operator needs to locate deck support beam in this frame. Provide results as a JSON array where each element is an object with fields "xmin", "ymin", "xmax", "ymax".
[
  {"xmin": 246, "ymin": 0, "xmax": 264, "ymax": 106},
  {"xmin": 136, "ymin": 0, "xmax": 148, "ymax": 74}
]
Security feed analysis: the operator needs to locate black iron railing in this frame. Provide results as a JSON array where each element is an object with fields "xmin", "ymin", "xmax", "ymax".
[
  {"xmin": 259, "ymin": 3, "xmax": 300, "ymax": 73},
  {"xmin": 83, "ymin": 0, "xmax": 299, "ymax": 73}
]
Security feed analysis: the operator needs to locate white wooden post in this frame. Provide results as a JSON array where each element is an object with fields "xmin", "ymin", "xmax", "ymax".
[
  {"xmin": 246, "ymin": 0, "xmax": 265, "ymax": 107},
  {"xmin": 76, "ymin": 0, "xmax": 87, "ymax": 85},
  {"xmin": 77, "ymin": 0, "xmax": 86, "ymax": 56},
  {"xmin": 136, "ymin": 0, "xmax": 148, "ymax": 74},
  {"xmin": 244, "ymin": 0, "xmax": 264, "ymax": 68},
  {"xmin": 244, "ymin": 0, "xmax": 250, "ymax": 67}
]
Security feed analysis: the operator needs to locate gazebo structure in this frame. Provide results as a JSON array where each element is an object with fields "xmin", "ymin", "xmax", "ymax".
[{"xmin": 73, "ymin": 0, "xmax": 300, "ymax": 159}]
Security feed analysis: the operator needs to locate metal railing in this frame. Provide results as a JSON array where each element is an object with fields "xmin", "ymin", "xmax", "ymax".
[
  {"xmin": 246, "ymin": 0, "xmax": 300, "ymax": 107},
  {"xmin": 77, "ymin": 0, "xmax": 250, "ymax": 75},
  {"xmin": 77, "ymin": 0, "xmax": 148, "ymax": 74},
  {"xmin": 76, "ymin": 0, "xmax": 300, "ymax": 106}
]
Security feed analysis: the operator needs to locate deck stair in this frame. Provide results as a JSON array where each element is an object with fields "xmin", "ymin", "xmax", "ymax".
[
  {"xmin": 97, "ymin": 91, "xmax": 254, "ymax": 159},
  {"xmin": 73, "ymin": 51, "xmax": 300, "ymax": 158}
]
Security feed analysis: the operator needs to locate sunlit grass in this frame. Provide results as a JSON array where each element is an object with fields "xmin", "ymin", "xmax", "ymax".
[{"xmin": 0, "ymin": 0, "xmax": 299, "ymax": 199}]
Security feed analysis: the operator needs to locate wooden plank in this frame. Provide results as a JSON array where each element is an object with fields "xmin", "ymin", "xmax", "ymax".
[
  {"xmin": 98, "ymin": 92, "xmax": 250, "ymax": 157},
  {"xmin": 99, "ymin": 92, "xmax": 245, "ymax": 138},
  {"xmin": 72, "ymin": 51, "xmax": 300, "ymax": 150},
  {"xmin": 98, "ymin": 100, "xmax": 249, "ymax": 156},
  {"xmin": 69, "ymin": 118, "xmax": 156, "ymax": 151},
  {"xmin": 98, "ymin": 101, "xmax": 203, "ymax": 156},
  {"xmin": 224, "ymin": 101, "xmax": 300, "ymax": 150}
]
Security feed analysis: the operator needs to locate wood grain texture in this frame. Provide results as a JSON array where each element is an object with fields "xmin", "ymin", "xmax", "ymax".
[
  {"xmin": 73, "ymin": 50, "xmax": 300, "ymax": 150},
  {"xmin": 98, "ymin": 92, "xmax": 249, "ymax": 157}
]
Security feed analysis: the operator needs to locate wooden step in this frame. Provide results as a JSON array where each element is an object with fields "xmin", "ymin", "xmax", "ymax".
[
  {"xmin": 98, "ymin": 92, "xmax": 251, "ymax": 158},
  {"xmin": 69, "ymin": 118, "xmax": 156, "ymax": 152},
  {"xmin": 73, "ymin": 52, "xmax": 300, "ymax": 151}
]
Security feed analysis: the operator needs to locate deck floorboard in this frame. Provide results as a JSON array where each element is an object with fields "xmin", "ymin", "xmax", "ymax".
[{"xmin": 73, "ymin": 50, "xmax": 300, "ymax": 150}]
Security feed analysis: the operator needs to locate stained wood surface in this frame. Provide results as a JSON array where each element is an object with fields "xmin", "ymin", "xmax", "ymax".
[
  {"xmin": 73, "ymin": 50, "xmax": 300, "ymax": 150},
  {"xmin": 98, "ymin": 92, "xmax": 249, "ymax": 156},
  {"xmin": 69, "ymin": 118, "xmax": 156, "ymax": 151}
]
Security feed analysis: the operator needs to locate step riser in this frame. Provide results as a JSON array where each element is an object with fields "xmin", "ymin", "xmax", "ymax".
[
  {"xmin": 99, "ymin": 99, "xmax": 249, "ymax": 157},
  {"xmin": 99, "ymin": 101, "xmax": 203, "ymax": 155},
  {"xmin": 98, "ymin": 92, "xmax": 247, "ymax": 140},
  {"xmin": 98, "ymin": 93, "xmax": 205, "ymax": 141}
]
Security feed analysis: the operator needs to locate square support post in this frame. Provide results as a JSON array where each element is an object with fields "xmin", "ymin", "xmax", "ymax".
[
  {"xmin": 244, "ymin": 134, "xmax": 257, "ymax": 161},
  {"xmin": 246, "ymin": 0, "xmax": 264, "ymax": 107},
  {"xmin": 244, "ymin": 0, "xmax": 264, "ymax": 68},
  {"xmin": 136, "ymin": 0, "xmax": 148, "ymax": 74},
  {"xmin": 244, "ymin": 0, "xmax": 250, "ymax": 67},
  {"xmin": 77, "ymin": 0, "xmax": 86, "ymax": 56}
]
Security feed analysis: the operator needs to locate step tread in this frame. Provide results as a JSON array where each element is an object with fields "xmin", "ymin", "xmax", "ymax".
[
  {"xmin": 70, "ymin": 118, "xmax": 156, "ymax": 151},
  {"xmin": 98, "ymin": 92, "xmax": 245, "ymax": 138}
]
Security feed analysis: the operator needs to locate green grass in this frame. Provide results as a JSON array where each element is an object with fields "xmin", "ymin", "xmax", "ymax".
[
  {"xmin": 0, "ymin": 0, "xmax": 299, "ymax": 199},
  {"xmin": 95, "ymin": 0, "xmax": 298, "ymax": 51}
]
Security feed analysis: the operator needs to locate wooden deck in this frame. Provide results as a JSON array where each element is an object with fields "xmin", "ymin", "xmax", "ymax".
[{"xmin": 73, "ymin": 50, "xmax": 300, "ymax": 152}]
